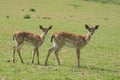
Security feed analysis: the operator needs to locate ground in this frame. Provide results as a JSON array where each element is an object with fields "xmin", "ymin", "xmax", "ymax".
[{"xmin": 0, "ymin": 0, "xmax": 120, "ymax": 80}]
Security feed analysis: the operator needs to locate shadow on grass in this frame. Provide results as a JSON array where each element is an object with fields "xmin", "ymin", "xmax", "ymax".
[
  {"xmin": 5, "ymin": 60, "xmax": 119, "ymax": 73},
  {"xmin": 33, "ymin": 63, "xmax": 119, "ymax": 73},
  {"xmin": 80, "ymin": 65, "xmax": 119, "ymax": 73}
]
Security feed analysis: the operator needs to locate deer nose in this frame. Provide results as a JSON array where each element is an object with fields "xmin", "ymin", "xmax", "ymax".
[
  {"xmin": 45, "ymin": 32, "xmax": 48, "ymax": 35},
  {"xmin": 91, "ymin": 32, "xmax": 94, "ymax": 35}
]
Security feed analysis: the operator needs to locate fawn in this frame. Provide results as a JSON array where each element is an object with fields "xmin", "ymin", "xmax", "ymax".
[
  {"xmin": 45, "ymin": 24, "xmax": 99, "ymax": 67},
  {"xmin": 12, "ymin": 25, "xmax": 52, "ymax": 64}
]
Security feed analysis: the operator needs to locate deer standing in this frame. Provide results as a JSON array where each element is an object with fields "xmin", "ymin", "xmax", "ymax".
[
  {"xmin": 45, "ymin": 24, "xmax": 99, "ymax": 67},
  {"xmin": 12, "ymin": 25, "xmax": 52, "ymax": 64}
]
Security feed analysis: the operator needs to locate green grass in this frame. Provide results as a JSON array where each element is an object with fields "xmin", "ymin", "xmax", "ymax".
[
  {"xmin": 0, "ymin": 0, "xmax": 120, "ymax": 80},
  {"xmin": 82, "ymin": 0, "xmax": 120, "ymax": 5},
  {"xmin": 23, "ymin": 14, "xmax": 31, "ymax": 19}
]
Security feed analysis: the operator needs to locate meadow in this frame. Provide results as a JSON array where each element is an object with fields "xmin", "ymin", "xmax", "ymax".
[{"xmin": 0, "ymin": 0, "xmax": 120, "ymax": 80}]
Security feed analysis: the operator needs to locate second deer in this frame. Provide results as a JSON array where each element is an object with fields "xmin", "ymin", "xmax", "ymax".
[
  {"xmin": 13, "ymin": 25, "xmax": 52, "ymax": 64},
  {"xmin": 45, "ymin": 24, "xmax": 99, "ymax": 67}
]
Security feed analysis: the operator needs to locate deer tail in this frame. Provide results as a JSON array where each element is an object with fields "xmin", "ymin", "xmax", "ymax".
[
  {"xmin": 13, "ymin": 34, "xmax": 16, "ymax": 41},
  {"xmin": 51, "ymin": 35, "xmax": 54, "ymax": 43}
]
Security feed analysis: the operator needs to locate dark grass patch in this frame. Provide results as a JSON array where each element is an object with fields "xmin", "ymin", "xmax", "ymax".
[
  {"xmin": 6, "ymin": 16, "xmax": 9, "ymax": 19},
  {"xmin": 42, "ymin": 17, "xmax": 51, "ymax": 20},
  {"xmin": 72, "ymin": 4, "xmax": 82, "ymax": 9},
  {"xmin": 82, "ymin": 0, "xmax": 120, "ymax": 5},
  {"xmin": 104, "ymin": 18, "xmax": 109, "ymax": 20},
  {"xmin": 29, "ymin": 8, "xmax": 36, "ymax": 12},
  {"xmin": 22, "ymin": 9, "xmax": 24, "ymax": 11},
  {"xmin": 23, "ymin": 14, "xmax": 31, "ymax": 19},
  {"xmin": 69, "ymin": 4, "xmax": 82, "ymax": 9}
]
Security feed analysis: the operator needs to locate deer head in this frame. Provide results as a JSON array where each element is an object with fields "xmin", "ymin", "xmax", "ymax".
[
  {"xmin": 39, "ymin": 25, "xmax": 52, "ymax": 35},
  {"xmin": 85, "ymin": 24, "xmax": 99, "ymax": 44},
  {"xmin": 85, "ymin": 24, "xmax": 99, "ymax": 35}
]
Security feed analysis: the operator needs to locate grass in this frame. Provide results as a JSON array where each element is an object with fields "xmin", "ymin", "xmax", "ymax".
[
  {"xmin": 29, "ymin": 8, "xmax": 36, "ymax": 12},
  {"xmin": 23, "ymin": 14, "xmax": 31, "ymax": 19},
  {"xmin": 0, "ymin": 0, "xmax": 120, "ymax": 80},
  {"xmin": 82, "ymin": 0, "xmax": 120, "ymax": 5}
]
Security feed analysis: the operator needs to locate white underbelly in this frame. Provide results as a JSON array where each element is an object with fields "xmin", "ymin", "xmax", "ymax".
[
  {"xmin": 24, "ymin": 41, "xmax": 34, "ymax": 46},
  {"xmin": 65, "ymin": 42, "xmax": 75, "ymax": 48},
  {"xmin": 24, "ymin": 41, "xmax": 42, "ymax": 46}
]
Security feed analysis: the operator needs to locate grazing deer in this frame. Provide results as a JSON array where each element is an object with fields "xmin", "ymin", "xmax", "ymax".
[
  {"xmin": 12, "ymin": 25, "xmax": 52, "ymax": 64},
  {"xmin": 45, "ymin": 24, "xmax": 99, "ymax": 67}
]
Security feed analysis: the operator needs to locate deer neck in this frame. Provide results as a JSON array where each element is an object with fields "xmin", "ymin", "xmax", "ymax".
[
  {"xmin": 85, "ymin": 32, "xmax": 92, "ymax": 44},
  {"xmin": 41, "ymin": 32, "xmax": 46, "ymax": 41}
]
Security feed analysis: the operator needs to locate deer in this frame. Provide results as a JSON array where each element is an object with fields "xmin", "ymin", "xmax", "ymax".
[
  {"xmin": 12, "ymin": 25, "xmax": 52, "ymax": 64},
  {"xmin": 45, "ymin": 24, "xmax": 99, "ymax": 67}
]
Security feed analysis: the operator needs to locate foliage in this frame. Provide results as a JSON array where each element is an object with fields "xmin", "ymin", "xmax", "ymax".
[
  {"xmin": 29, "ymin": 8, "xmax": 36, "ymax": 12},
  {"xmin": 23, "ymin": 14, "xmax": 31, "ymax": 19}
]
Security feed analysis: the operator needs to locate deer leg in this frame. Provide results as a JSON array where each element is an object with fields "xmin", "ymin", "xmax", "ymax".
[
  {"xmin": 45, "ymin": 47, "xmax": 56, "ymax": 65},
  {"xmin": 55, "ymin": 47, "xmax": 61, "ymax": 66},
  {"xmin": 32, "ymin": 47, "xmax": 36, "ymax": 64},
  {"xmin": 17, "ymin": 48, "xmax": 24, "ymax": 63},
  {"xmin": 36, "ymin": 47, "xmax": 40, "ymax": 65},
  {"xmin": 12, "ymin": 46, "xmax": 16, "ymax": 63},
  {"xmin": 12, "ymin": 42, "xmax": 22, "ymax": 63},
  {"xmin": 76, "ymin": 48, "xmax": 80, "ymax": 67}
]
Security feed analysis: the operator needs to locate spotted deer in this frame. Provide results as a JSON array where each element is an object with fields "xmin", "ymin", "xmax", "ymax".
[
  {"xmin": 12, "ymin": 25, "xmax": 52, "ymax": 64},
  {"xmin": 45, "ymin": 24, "xmax": 99, "ymax": 67}
]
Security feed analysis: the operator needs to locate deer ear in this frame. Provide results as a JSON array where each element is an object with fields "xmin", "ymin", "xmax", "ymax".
[
  {"xmin": 85, "ymin": 24, "xmax": 89, "ymax": 29},
  {"xmin": 48, "ymin": 25, "xmax": 52, "ymax": 30},
  {"xmin": 39, "ymin": 25, "xmax": 43, "ymax": 29},
  {"xmin": 95, "ymin": 25, "xmax": 99, "ymax": 29}
]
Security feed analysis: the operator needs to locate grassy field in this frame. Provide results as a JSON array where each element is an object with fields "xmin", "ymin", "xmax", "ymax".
[
  {"xmin": 82, "ymin": 0, "xmax": 120, "ymax": 5},
  {"xmin": 0, "ymin": 0, "xmax": 120, "ymax": 80}
]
